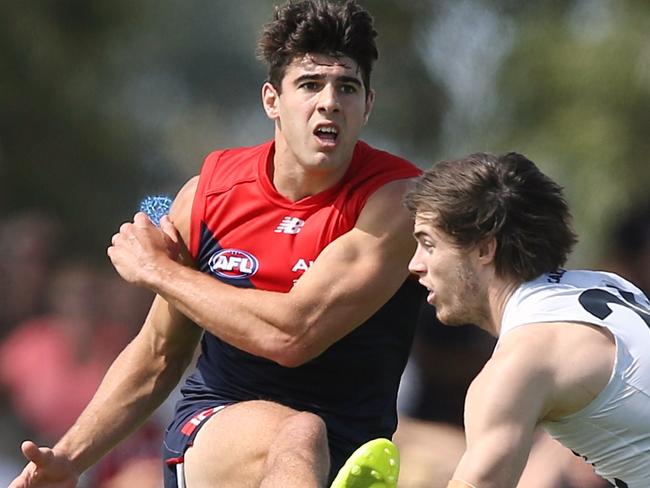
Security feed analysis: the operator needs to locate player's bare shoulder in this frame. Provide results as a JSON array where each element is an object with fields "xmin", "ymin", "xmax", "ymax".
[
  {"xmin": 357, "ymin": 178, "xmax": 416, "ymax": 238},
  {"xmin": 168, "ymin": 175, "xmax": 199, "ymax": 244},
  {"xmin": 490, "ymin": 322, "xmax": 615, "ymax": 420},
  {"xmin": 466, "ymin": 328, "xmax": 557, "ymax": 418}
]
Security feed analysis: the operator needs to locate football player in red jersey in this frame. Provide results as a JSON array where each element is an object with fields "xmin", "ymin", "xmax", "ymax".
[{"xmin": 10, "ymin": 2, "xmax": 422, "ymax": 487}]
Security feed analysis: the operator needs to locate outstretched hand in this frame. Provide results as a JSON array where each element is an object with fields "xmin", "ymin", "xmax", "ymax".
[
  {"xmin": 107, "ymin": 212, "xmax": 182, "ymax": 286},
  {"xmin": 8, "ymin": 441, "xmax": 79, "ymax": 488}
]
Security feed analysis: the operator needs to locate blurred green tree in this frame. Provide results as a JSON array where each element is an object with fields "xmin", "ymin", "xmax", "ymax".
[
  {"xmin": 418, "ymin": 0, "xmax": 650, "ymax": 264},
  {"xmin": 493, "ymin": 0, "xmax": 650, "ymax": 264},
  {"xmin": 0, "ymin": 1, "xmax": 446, "ymax": 259},
  {"xmin": 3, "ymin": 0, "xmax": 649, "ymax": 265},
  {"xmin": 0, "ymin": 1, "xmax": 174, "ymax": 255}
]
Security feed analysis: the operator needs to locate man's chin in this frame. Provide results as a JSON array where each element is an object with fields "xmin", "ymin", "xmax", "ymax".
[{"xmin": 435, "ymin": 310, "xmax": 466, "ymax": 327}]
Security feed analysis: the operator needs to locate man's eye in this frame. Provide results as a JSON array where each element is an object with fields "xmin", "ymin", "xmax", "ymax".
[
  {"xmin": 340, "ymin": 84, "xmax": 357, "ymax": 94},
  {"xmin": 300, "ymin": 82, "xmax": 318, "ymax": 91}
]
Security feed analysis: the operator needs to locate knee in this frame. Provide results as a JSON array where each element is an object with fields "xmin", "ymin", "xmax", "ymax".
[
  {"xmin": 283, "ymin": 411, "xmax": 328, "ymax": 443},
  {"xmin": 266, "ymin": 411, "xmax": 330, "ymax": 477}
]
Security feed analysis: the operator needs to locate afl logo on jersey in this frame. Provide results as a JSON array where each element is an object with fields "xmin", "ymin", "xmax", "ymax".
[{"xmin": 208, "ymin": 249, "xmax": 259, "ymax": 279}]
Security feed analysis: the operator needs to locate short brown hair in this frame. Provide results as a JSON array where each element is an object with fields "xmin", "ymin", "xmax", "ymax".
[
  {"xmin": 257, "ymin": 0, "xmax": 378, "ymax": 94},
  {"xmin": 404, "ymin": 152, "xmax": 578, "ymax": 282}
]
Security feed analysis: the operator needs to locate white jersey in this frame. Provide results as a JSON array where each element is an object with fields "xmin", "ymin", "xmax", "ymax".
[{"xmin": 500, "ymin": 269, "xmax": 650, "ymax": 488}]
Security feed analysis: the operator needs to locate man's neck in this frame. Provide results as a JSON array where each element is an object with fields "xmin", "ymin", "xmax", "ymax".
[
  {"xmin": 270, "ymin": 134, "xmax": 352, "ymax": 201},
  {"xmin": 485, "ymin": 278, "xmax": 521, "ymax": 337},
  {"xmin": 270, "ymin": 160, "xmax": 339, "ymax": 201}
]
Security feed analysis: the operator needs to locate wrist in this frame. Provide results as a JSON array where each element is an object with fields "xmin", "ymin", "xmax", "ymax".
[
  {"xmin": 50, "ymin": 444, "xmax": 84, "ymax": 478},
  {"xmin": 137, "ymin": 257, "xmax": 180, "ymax": 294},
  {"xmin": 145, "ymin": 257, "xmax": 184, "ymax": 295}
]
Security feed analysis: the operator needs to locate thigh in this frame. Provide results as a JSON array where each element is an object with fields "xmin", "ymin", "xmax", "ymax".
[{"xmin": 183, "ymin": 400, "xmax": 302, "ymax": 488}]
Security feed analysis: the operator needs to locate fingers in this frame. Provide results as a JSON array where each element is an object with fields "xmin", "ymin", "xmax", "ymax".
[
  {"xmin": 12, "ymin": 441, "xmax": 79, "ymax": 488},
  {"xmin": 108, "ymin": 223, "xmax": 132, "ymax": 249},
  {"xmin": 9, "ymin": 441, "xmax": 52, "ymax": 488},
  {"xmin": 8, "ymin": 465, "xmax": 30, "ymax": 488},
  {"xmin": 133, "ymin": 212, "xmax": 153, "ymax": 228},
  {"xmin": 107, "ymin": 213, "xmax": 182, "ymax": 269},
  {"xmin": 112, "ymin": 214, "xmax": 167, "ymax": 242},
  {"xmin": 109, "ymin": 218, "xmax": 147, "ymax": 249},
  {"xmin": 21, "ymin": 440, "xmax": 53, "ymax": 467},
  {"xmin": 159, "ymin": 215, "xmax": 180, "ymax": 245},
  {"xmin": 7, "ymin": 475, "xmax": 27, "ymax": 488}
]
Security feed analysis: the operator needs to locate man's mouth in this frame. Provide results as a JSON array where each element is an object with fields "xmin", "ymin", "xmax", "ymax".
[
  {"xmin": 420, "ymin": 281, "xmax": 435, "ymax": 302},
  {"xmin": 314, "ymin": 125, "xmax": 339, "ymax": 143}
]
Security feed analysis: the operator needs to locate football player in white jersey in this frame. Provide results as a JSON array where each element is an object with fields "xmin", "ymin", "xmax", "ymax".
[{"xmin": 405, "ymin": 152, "xmax": 650, "ymax": 488}]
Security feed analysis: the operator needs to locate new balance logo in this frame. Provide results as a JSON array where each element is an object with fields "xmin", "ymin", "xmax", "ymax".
[{"xmin": 275, "ymin": 216, "xmax": 305, "ymax": 234}]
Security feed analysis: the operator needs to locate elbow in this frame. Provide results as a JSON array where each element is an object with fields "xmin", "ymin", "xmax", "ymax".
[
  {"xmin": 273, "ymin": 355, "xmax": 313, "ymax": 368},
  {"xmin": 273, "ymin": 354, "xmax": 306, "ymax": 368},
  {"xmin": 264, "ymin": 305, "xmax": 323, "ymax": 367},
  {"xmin": 267, "ymin": 328, "xmax": 319, "ymax": 368},
  {"xmin": 269, "ymin": 340, "xmax": 315, "ymax": 368}
]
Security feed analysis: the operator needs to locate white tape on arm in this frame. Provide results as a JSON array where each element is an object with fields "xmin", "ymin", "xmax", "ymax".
[{"xmin": 447, "ymin": 479, "xmax": 478, "ymax": 488}]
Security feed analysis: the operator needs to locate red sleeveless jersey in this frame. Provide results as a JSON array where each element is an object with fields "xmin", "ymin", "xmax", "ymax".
[
  {"xmin": 180, "ymin": 139, "xmax": 424, "ymax": 463},
  {"xmin": 189, "ymin": 140, "xmax": 420, "ymax": 291}
]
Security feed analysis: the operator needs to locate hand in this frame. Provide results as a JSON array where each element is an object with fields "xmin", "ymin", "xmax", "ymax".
[
  {"xmin": 9, "ymin": 441, "xmax": 79, "ymax": 488},
  {"xmin": 107, "ymin": 212, "xmax": 181, "ymax": 286}
]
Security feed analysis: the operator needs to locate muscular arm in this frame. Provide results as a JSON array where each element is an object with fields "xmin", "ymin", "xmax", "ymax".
[
  {"xmin": 48, "ymin": 187, "xmax": 203, "ymax": 473},
  {"xmin": 9, "ymin": 296, "xmax": 201, "ymax": 488},
  {"xmin": 449, "ymin": 322, "xmax": 614, "ymax": 488},
  {"xmin": 10, "ymin": 191, "xmax": 202, "ymax": 487},
  {"xmin": 450, "ymin": 329, "xmax": 556, "ymax": 488},
  {"xmin": 53, "ymin": 297, "xmax": 201, "ymax": 473},
  {"xmin": 109, "ymin": 176, "xmax": 416, "ymax": 367}
]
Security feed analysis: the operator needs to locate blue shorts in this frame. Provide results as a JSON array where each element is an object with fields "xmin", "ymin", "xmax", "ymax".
[
  {"xmin": 162, "ymin": 399, "xmax": 350, "ymax": 487},
  {"xmin": 163, "ymin": 399, "xmax": 231, "ymax": 488}
]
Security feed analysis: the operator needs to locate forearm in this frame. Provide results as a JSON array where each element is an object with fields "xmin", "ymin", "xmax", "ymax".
[
  {"xmin": 145, "ymin": 257, "xmax": 405, "ymax": 366},
  {"xmin": 146, "ymin": 260, "xmax": 302, "ymax": 359},
  {"xmin": 109, "ymin": 181, "xmax": 415, "ymax": 366},
  {"xmin": 53, "ymin": 335, "xmax": 189, "ymax": 474},
  {"xmin": 451, "ymin": 435, "xmax": 534, "ymax": 488}
]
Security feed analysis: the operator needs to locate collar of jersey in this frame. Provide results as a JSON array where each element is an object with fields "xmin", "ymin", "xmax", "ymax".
[{"xmin": 257, "ymin": 140, "xmax": 361, "ymax": 210}]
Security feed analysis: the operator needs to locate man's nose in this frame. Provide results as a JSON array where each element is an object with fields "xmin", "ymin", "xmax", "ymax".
[
  {"xmin": 408, "ymin": 250, "xmax": 424, "ymax": 275},
  {"xmin": 317, "ymin": 84, "xmax": 340, "ymax": 113}
]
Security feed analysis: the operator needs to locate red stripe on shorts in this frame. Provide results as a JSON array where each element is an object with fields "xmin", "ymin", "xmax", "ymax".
[{"xmin": 180, "ymin": 406, "xmax": 223, "ymax": 436}]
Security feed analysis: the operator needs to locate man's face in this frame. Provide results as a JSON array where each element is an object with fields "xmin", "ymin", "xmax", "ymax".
[
  {"xmin": 262, "ymin": 53, "xmax": 374, "ymax": 173},
  {"xmin": 408, "ymin": 213, "xmax": 487, "ymax": 326}
]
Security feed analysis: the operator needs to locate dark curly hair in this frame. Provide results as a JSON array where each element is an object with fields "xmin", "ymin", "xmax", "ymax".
[
  {"xmin": 404, "ymin": 152, "xmax": 578, "ymax": 282},
  {"xmin": 257, "ymin": 0, "xmax": 378, "ymax": 95}
]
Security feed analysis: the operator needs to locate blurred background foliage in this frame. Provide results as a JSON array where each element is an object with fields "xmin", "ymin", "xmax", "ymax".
[{"xmin": 1, "ymin": 0, "xmax": 649, "ymax": 264}]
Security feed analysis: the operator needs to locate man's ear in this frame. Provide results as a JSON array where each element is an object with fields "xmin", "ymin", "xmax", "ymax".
[
  {"xmin": 477, "ymin": 237, "xmax": 497, "ymax": 265},
  {"xmin": 262, "ymin": 81, "xmax": 280, "ymax": 120},
  {"xmin": 363, "ymin": 89, "xmax": 375, "ymax": 125}
]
